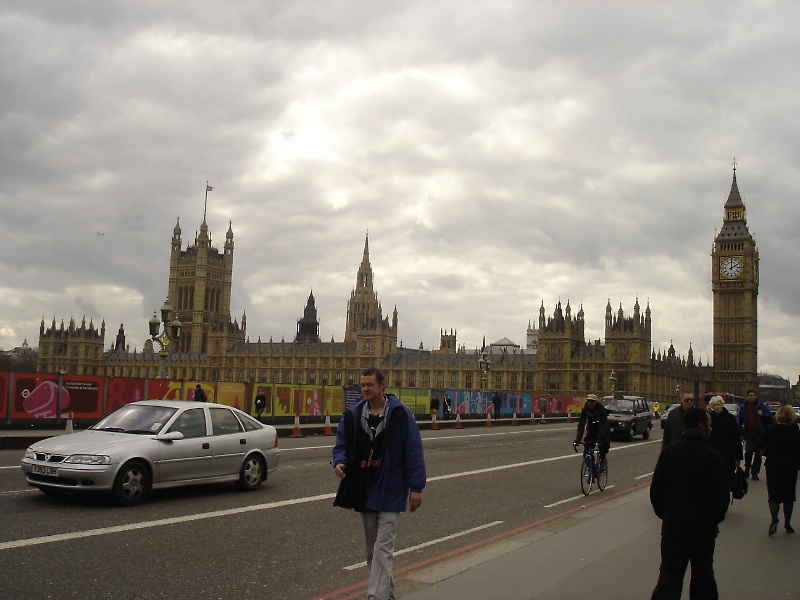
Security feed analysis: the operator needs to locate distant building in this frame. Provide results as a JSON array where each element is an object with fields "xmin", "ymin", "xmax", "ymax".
[
  {"xmin": 758, "ymin": 373, "xmax": 791, "ymax": 404},
  {"xmin": 36, "ymin": 170, "xmax": 761, "ymax": 404}
]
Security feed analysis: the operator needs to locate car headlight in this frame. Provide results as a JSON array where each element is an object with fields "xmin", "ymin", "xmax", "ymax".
[
  {"xmin": 25, "ymin": 448, "xmax": 35, "ymax": 460},
  {"xmin": 64, "ymin": 454, "xmax": 111, "ymax": 465}
]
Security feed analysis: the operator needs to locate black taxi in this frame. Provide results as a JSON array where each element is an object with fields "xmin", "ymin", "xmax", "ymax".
[{"xmin": 602, "ymin": 395, "xmax": 654, "ymax": 441}]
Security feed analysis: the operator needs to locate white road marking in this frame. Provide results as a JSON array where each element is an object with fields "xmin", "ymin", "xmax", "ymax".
[
  {"xmin": 635, "ymin": 472, "xmax": 654, "ymax": 479},
  {"xmin": 544, "ymin": 486, "xmax": 616, "ymax": 508},
  {"xmin": 0, "ymin": 493, "xmax": 335, "ymax": 551},
  {"xmin": 0, "ymin": 465, "xmax": 21, "ymax": 470},
  {"xmin": 280, "ymin": 426, "xmax": 575, "ymax": 452},
  {"xmin": 344, "ymin": 521, "xmax": 504, "ymax": 570}
]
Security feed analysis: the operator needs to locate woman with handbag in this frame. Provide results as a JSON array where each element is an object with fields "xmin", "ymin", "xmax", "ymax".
[
  {"xmin": 761, "ymin": 404, "xmax": 800, "ymax": 535},
  {"xmin": 708, "ymin": 396, "xmax": 743, "ymax": 499}
]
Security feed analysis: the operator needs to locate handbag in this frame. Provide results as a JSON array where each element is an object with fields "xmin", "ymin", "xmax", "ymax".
[{"xmin": 731, "ymin": 466, "xmax": 748, "ymax": 501}]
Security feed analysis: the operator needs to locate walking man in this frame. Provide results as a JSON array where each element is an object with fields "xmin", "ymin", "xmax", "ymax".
[
  {"xmin": 650, "ymin": 407, "xmax": 730, "ymax": 599},
  {"xmin": 737, "ymin": 389, "xmax": 772, "ymax": 480},
  {"xmin": 492, "ymin": 392, "xmax": 502, "ymax": 421},
  {"xmin": 332, "ymin": 368, "xmax": 427, "ymax": 600},
  {"xmin": 662, "ymin": 393, "xmax": 695, "ymax": 448}
]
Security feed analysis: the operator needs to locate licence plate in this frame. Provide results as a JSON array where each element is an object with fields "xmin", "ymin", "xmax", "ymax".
[{"xmin": 32, "ymin": 464, "xmax": 58, "ymax": 476}]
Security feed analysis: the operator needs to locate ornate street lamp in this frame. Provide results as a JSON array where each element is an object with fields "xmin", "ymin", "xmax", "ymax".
[
  {"xmin": 478, "ymin": 348, "xmax": 492, "ymax": 407},
  {"xmin": 149, "ymin": 298, "xmax": 182, "ymax": 379},
  {"xmin": 609, "ymin": 370, "xmax": 617, "ymax": 395}
]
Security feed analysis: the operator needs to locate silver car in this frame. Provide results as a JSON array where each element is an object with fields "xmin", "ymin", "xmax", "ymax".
[{"xmin": 21, "ymin": 400, "xmax": 279, "ymax": 506}]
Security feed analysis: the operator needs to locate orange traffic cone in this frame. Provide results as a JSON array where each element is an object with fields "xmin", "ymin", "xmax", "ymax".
[
  {"xmin": 512, "ymin": 412, "xmax": 519, "ymax": 426},
  {"xmin": 323, "ymin": 411, "xmax": 333, "ymax": 436},
  {"xmin": 486, "ymin": 412, "xmax": 492, "ymax": 427},
  {"xmin": 540, "ymin": 412, "xmax": 546, "ymax": 425},
  {"xmin": 65, "ymin": 412, "xmax": 74, "ymax": 434},
  {"xmin": 567, "ymin": 410, "xmax": 572, "ymax": 423},
  {"xmin": 454, "ymin": 413, "xmax": 463, "ymax": 429},
  {"xmin": 290, "ymin": 413, "xmax": 303, "ymax": 438},
  {"xmin": 531, "ymin": 410, "xmax": 538, "ymax": 425},
  {"xmin": 430, "ymin": 411, "xmax": 439, "ymax": 431}
]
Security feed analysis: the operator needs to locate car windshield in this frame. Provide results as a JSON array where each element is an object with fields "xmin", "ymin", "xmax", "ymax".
[
  {"xmin": 603, "ymin": 399, "xmax": 635, "ymax": 414},
  {"xmin": 92, "ymin": 405, "xmax": 178, "ymax": 435}
]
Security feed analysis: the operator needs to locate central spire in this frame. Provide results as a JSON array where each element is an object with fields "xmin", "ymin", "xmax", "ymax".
[{"xmin": 358, "ymin": 232, "xmax": 373, "ymax": 290}]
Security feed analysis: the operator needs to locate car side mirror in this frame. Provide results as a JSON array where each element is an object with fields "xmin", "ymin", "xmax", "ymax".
[{"xmin": 158, "ymin": 431, "xmax": 185, "ymax": 442}]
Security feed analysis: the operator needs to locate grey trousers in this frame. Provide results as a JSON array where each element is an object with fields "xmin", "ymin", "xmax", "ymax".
[{"xmin": 361, "ymin": 511, "xmax": 400, "ymax": 600}]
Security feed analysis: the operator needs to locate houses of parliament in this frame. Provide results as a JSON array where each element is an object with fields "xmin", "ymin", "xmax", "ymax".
[{"xmin": 35, "ymin": 170, "xmax": 759, "ymax": 404}]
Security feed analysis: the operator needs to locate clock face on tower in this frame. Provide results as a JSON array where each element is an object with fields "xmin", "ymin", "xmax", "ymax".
[{"xmin": 720, "ymin": 256, "xmax": 743, "ymax": 279}]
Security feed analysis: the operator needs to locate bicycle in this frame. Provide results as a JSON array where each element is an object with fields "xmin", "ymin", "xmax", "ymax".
[{"xmin": 573, "ymin": 440, "xmax": 607, "ymax": 495}]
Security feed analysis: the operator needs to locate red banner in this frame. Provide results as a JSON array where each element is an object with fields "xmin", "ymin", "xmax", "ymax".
[
  {"xmin": 12, "ymin": 373, "xmax": 103, "ymax": 419},
  {"xmin": 106, "ymin": 377, "xmax": 147, "ymax": 413}
]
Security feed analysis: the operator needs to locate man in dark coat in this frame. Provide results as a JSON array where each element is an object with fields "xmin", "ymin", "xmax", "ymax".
[
  {"xmin": 492, "ymin": 392, "xmax": 502, "ymax": 420},
  {"xmin": 332, "ymin": 368, "xmax": 426, "ymax": 600},
  {"xmin": 193, "ymin": 384, "xmax": 207, "ymax": 402},
  {"xmin": 650, "ymin": 407, "xmax": 730, "ymax": 599},
  {"xmin": 662, "ymin": 393, "xmax": 695, "ymax": 448},
  {"xmin": 737, "ymin": 389, "xmax": 772, "ymax": 480},
  {"xmin": 574, "ymin": 394, "xmax": 610, "ymax": 462}
]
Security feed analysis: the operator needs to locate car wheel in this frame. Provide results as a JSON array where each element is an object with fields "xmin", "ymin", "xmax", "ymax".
[
  {"xmin": 627, "ymin": 426, "xmax": 635, "ymax": 442},
  {"xmin": 112, "ymin": 460, "xmax": 151, "ymax": 506},
  {"xmin": 642, "ymin": 427, "xmax": 650, "ymax": 440},
  {"xmin": 236, "ymin": 455, "xmax": 265, "ymax": 491}
]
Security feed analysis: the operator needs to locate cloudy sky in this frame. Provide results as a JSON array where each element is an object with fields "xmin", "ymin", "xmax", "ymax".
[{"xmin": 1, "ymin": 1, "xmax": 798, "ymax": 381}]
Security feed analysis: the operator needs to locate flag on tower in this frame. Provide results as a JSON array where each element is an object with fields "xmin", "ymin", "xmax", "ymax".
[{"xmin": 206, "ymin": 184, "xmax": 214, "ymax": 192}]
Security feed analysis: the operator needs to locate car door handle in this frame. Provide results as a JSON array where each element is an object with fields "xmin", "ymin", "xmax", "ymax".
[
  {"xmin": 202, "ymin": 443, "xmax": 210, "ymax": 449},
  {"xmin": 240, "ymin": 439, "xmax": 247, "ymax": 445}
]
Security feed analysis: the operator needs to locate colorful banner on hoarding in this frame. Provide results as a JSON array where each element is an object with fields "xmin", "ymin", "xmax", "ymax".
[
  {"xmin": 214, "ymin": 382, "xmax": 245, "ymax": 410},
  {"xmin": 12, "ymin": 373, "xmax": 104, "ymax": 419},
  {"xmin": 147, "ymin": 379, "xmax": 187, "ymax": 401},
  {"xmin": 106, "ymin": 377, "xmax": 146, "ymax": 413}
]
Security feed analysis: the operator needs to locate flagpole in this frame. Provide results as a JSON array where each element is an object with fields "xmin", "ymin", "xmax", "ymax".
[{"xmin": 204, "ymin": 181, "xmax": 209, "ymax": 221}]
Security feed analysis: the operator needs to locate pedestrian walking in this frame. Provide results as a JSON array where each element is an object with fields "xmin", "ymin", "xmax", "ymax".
[
  {"xmin": 492, "ymin": 392, "xmax": 502, "ymax": 421},
  {"xmin": 193, "ymin": 384, "xmax": 207, "ymax": 402},
  {"xmin": 708, "ymin": 395, "xmax": 743, "ymax": 486},
  {"xmin": 332, "ymin": 368, "xmax": 427, "ymax": 600},
  {"xmin": 662, "ymin": 393, "xmax": 695, "ymax": 448},
  {"xmin": 650, "ymin": 407, "xmax": 729, "ymax": 599},
  {"xmin": 761, "ymin": 404, "xmax": 800, "ymax": 535},
  {"xmin": 737, "ymin": 389, "xmax": 773, "ymax": 480},
  {"xmin": 442, "ymin": 394, "xmax": 452, "ymax": 421},
  {"xmin": 254, "ymin": 388, "xmax": 267, "ymax": 417},
  {"xmin": 430, "ymin": 395, "xmax": 440, "ymax": 417}
]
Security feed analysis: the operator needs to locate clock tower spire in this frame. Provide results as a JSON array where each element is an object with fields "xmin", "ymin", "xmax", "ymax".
[{"xmin": 711, "ymin": 163, "xmax": 759, "ymax": 396}]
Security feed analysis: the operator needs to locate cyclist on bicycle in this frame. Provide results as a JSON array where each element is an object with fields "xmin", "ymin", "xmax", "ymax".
[{"xmin": 573, "ymin": 394, "xmax": 610, "ymax": 464}]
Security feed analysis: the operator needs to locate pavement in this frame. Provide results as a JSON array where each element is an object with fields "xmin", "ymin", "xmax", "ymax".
[{"xmin": 391, "ymin": 475, "xmax": 795, "ymax": 600}]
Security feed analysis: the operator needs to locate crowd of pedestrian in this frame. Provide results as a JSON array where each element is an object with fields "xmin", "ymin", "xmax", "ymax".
[
  {"xmin": 321, "ymin": 376, "xmax": 799, "ymax": 600},
  {"xmin": 649, "ymin": 388, "xmax": 799, "ymax": 600}
]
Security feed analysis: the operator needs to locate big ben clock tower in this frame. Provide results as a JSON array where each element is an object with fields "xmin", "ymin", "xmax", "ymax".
[{"xmin": 712, "ymin": 163, "xmax": 759, "ymax": 396}]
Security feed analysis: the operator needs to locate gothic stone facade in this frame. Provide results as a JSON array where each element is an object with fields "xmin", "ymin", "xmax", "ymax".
[{"xmin": 39, "ymin": 173, "xmax": 760, "ymax": 405}]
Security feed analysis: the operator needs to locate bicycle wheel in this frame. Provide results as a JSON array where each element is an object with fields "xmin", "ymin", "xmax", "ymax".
[
  {"xmin": 596, "ymin": 455, "xmax": 608, "ymax": 491},
  {"xmin": 580, "ymin": 454, "xmax": 593, "ymax": 495}
]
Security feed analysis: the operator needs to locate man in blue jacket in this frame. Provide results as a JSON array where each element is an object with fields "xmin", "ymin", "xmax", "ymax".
[
  {"xmin": 333, "ymin": 368, "xmax": 426, "ymax": 600},
  {"xmin": 650, "ymin": 407, "xmax": 730, "ymax": 599},
  {"xmin": 737, "ymin": 389, "xmax": 772, "ymax": 480}
]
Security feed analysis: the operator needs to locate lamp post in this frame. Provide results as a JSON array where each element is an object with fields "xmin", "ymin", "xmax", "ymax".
[
  {"xmin": 478, "ymin": 348, "xmax": 492, "ymax": 409},
  {"xmin": 609, "ymin": 370, "xmax": 617, "ymax": 395},
  {"xmin": 148, "ymin": 298, "xmax": 182, "ymax": 379}
]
